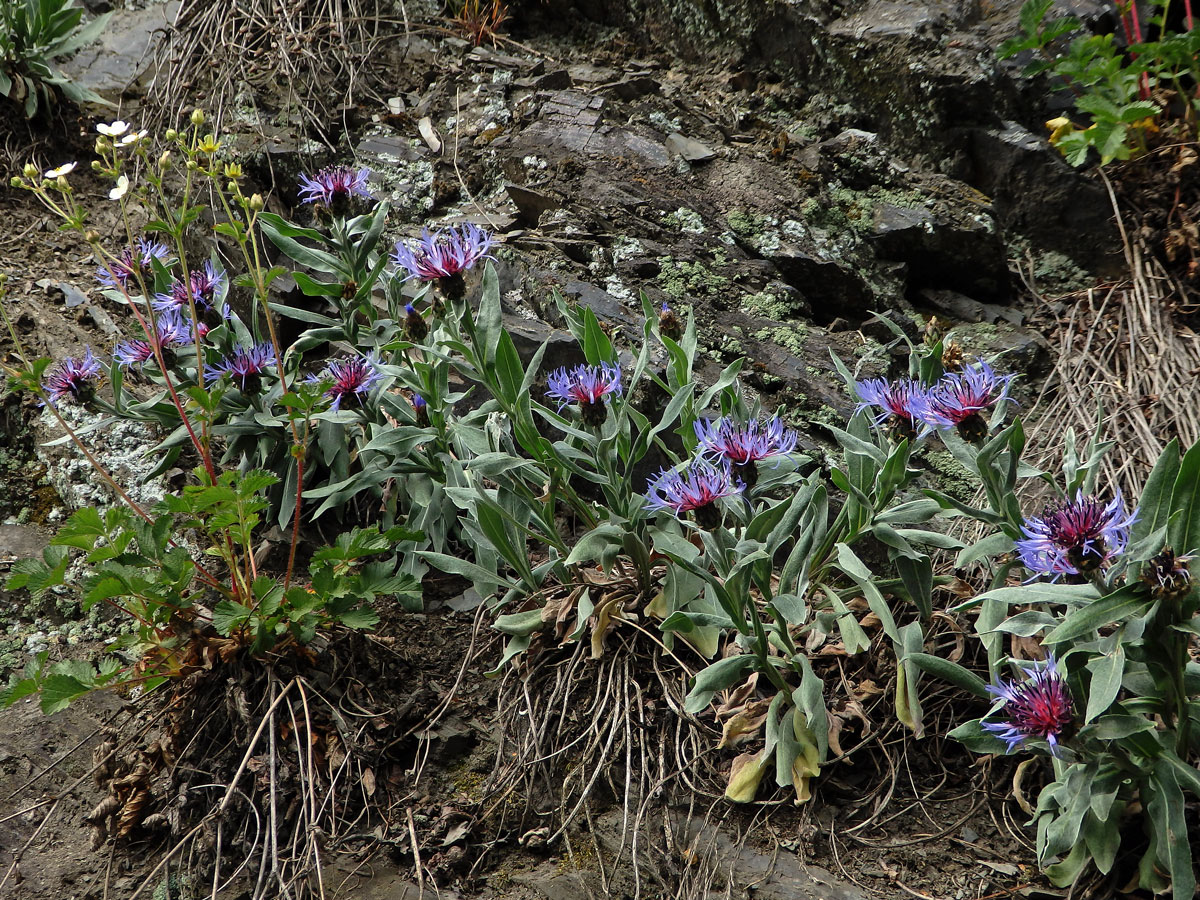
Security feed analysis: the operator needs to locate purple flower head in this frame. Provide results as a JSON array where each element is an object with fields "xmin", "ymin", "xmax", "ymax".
[
  {"xmin": 43, "ymin": 347, "xmax": 103, "ymax": 405},
  {"xmin": 96, "ymin": 238, "xmax": 170, "ymax": 290},
  {"xmin": 392, "ymin": 223, "xmax": 493, "ymax": 282},
  {"xmin": 114, "ymin": 310, "xmax": 196, "ymax": 369},
  {"xmin": 855, "ymin": 377, "xmax": 929, "ymax": 441},
  {"xmin": 645, "ymin": 459, "xmax": 744, "ymax": 529},
  {"xmin": 297, "ymin": 165, "xmax": 374, "ymax": 207},
  {"xmin": 308, "ymin": 354, "xmax": 383, "ymax": 410},
  {"xmin": 981, "ymin": 654, "xmax": 1073, "ymax": 756},
  {"xmin": 203, "ymin": 342, "xmax": 276, "ymax": 392},
  {"xmin": 695, "ymin": 416, "xmax": 797, "ymax": 466},
  {"xmin": 913, "ymin": 361, "xmax": 1015, "ymax": 442},
  {"xmin": 1016, "ymin": 490, "xmax": 1136, "ymax": 579},
  {"xmin": 546, "ymin": 363, "xmax": 622, "ymax": 427},
  {"xmin": 694, "ymin": 415, "xmax": 798, "ymax": 489},
  {"xmin": 153, "ymin": 261, "xmax": 227, "ymax": 314},
  {"xmin": 114, "ymin": 339, "xmax": 155, "ymax": 369}
]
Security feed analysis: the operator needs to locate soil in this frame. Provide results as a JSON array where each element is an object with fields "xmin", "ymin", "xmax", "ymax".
[{"xmin": 0, "ymin": 1, "xmax": 1192, "ymax": 898}]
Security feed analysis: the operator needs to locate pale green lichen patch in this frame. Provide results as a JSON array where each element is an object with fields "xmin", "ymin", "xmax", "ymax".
[
  {"xmin": 743, "ymin": 287, "xmax": 806, "ymax": 320},
  {"xmin": 657, "ymin": 254, "xmax": 731, "ymax": 300},
  {"xmin": 661, "ymin": 207, "xmax": 707, "ymax": 234}
]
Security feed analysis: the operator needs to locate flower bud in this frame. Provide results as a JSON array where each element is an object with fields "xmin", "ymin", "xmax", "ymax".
[
  {"xmin": 22, "ymin": 163, "xmax": 37, "ymax": 179},
  {"xmin": 186, "ymin": 160, "xmax": 199, "ymax": 171},
  {"xmin": 227, "ymin": 181, "xmax": 237, "ymax": 193},
  {"xmin": 249, "ymin": 193, "xmax": 264, "ymax": 211},
  {"xmin": 94, "ymin": 138, "xmax": 108, "ymax": 154},
  {"xmin": 84, "ymin": 230, "xmax": 101, "ymax": 243},
  {"xmin": 658, "ymin": 303, "xmax": 683, "ymax": 342},
  {"xmin": 56, "ymin": 175, "xmax": 69, "ymax": 190},
  {"xmin": 165, "ymin": 128, "xmax": 178, "ymax": 141},
  {"xmin": 190, "ymin": 109, "xmax": 205, "ymax": 126},
  {"xmin": 159, "ymin": 151, "xmax": 172, "ymax": 169},
  {"xmin": 9, "ymin": 176, "xmax": 22, "ymax": 188},
  {"xmin": 91, "ymin": 160, "xmax": 103, "ymax": 171}
]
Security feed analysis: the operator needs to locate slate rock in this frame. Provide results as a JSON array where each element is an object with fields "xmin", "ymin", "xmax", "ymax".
[{"xmin": 967, "ymin": 120, "xmax": 1120, "ymax": 276}]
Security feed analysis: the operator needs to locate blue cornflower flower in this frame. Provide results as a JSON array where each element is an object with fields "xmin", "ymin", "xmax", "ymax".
[
  {"xmin": 855, "ymin": 377, "xmax": 929, "ymax": 441},
  {"xmin": 297, "ymin": 165, "xmax": 374, "ymax": 207},
  {"xmin": 153, "ymin": 261, "xmax": 227, "ymax": 314},
  {"xmin": 43, "ymin": 347, "xmax": 103, "ymax": 405},
  {"xmin": 694, "ymin": 415, "xmax": 798, "ymax": 489},
  {"xmin": 96, "ymin": 238, "xmax": 170, "ymax": 290},
  {"xmin": 308, "ymin": 354, "xmax": 383, "ymax": 410},
  {"xmin": 1016, "ymin": 490, "xmax": 1136, "ymax": 580},
  {"xmin": 203, "ymin": 342, "xmax": 276, "ymax": 392},
  {"xmin": 392, "ymin": 223, "xmax": 493, "ymax": 282},
  {"xmin": 113, "ymin": 310, "xmax": 196, "ymax": 369},
  {"xmin": 981, "ymin": 654, "xmax": 1073, "ymax": 757},
  {"xmin": 545, "ymin": 362, "xmax": 622, "ymax": 427},
  {"xmin": 913, "ymin": 361, "xmax": 1015, "ymax": 442},
  {"xmin": 645, "ymin": 459, "xmax": 743, "ymax": 529}
]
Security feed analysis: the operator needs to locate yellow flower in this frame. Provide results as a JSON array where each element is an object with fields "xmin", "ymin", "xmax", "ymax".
[{"xmin": 1044, "ymin": 116, "xmax": 1075, "ymax": 146}]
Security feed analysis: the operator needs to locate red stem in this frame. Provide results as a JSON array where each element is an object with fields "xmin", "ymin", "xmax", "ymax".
[
  {"xmin": 1118, "ymin": 1, "xmax": 1134, "ymax": 43},
  {"xmin": 284, "ymin": 448, "xmax": 304, "ymax": 591},
  {"xmin": 1132, "ymin": 3, "xmax": 1151, "ymax": 100}
]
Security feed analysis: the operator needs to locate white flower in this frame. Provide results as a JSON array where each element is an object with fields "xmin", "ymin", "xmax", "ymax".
[
  {"xmin": 109, "ymin": 175, "xmax": 130, "ymax": 200},
  {"xmin": 97, "ymin": 120, "xmax": 130, "ymax": 137},
  {"xmin": 43, "ymin": 162, "xmax": 76, "ymax": 178},
  {"xmin": 119, "ymin": 130, "xmax": 149, "ymax": 146}
]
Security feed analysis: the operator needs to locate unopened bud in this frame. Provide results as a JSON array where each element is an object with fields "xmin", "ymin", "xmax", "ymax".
[
  {"xmin": 9, "ymin": 176, "xmax": 21, "ymax": 188},
  {"xmin": 56, "ymin": 175, "xmax": 69, "ymax": 190},
  {"xmin": 190, "ymin": 109, "xmax": 205, "ymax": 126},
  {"xmin": 159, "ymin": 151, "xmax": 172, "ymax": 169},
  {"xmin": 94, "ymin": 138, "xmax": 108, "ymax": 154},
  {"xmin": 186, "ymin": 160, "xmax": 199, "ymax": 171},
  {"xmin": 22, "ymin": 163, "xmax": 37, "ymax": 179},
  {"xmin": 91, "ymin": 160, "xmax": 103, "ymax": 171},
  {"xmin": 227, "ymin": 181, "xmax": 237, "ymax": 192},
  {"xmin": 165, "ymin": 128, "xmax": 178, "ymax": 141},
  {"xmin": 84, "ymin": 230, "xmax": 101, "ymax": 243},
  {"xmin": 249, "ymin": 193, "xmax": 264, "ymax": 211}
]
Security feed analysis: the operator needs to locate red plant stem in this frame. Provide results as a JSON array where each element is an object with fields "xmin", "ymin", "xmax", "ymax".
[
  {"xmin": 1118, "ymin": 1, "xmax": 1134, "ymax": 43},
  {"xmin": 1131, "ymin": 2, "xmax": 1152, "ymax": 99},
  {"xmin": 120, "ymin": 296, "xmax": 214, "ymax": 482},
  {"xmin": 1187, "ymin": 0, "xmax": 1195, "ymax": 30},
  {"xmin": 284, "ymin": 448, "xmax": 304, "ymax": 591}
]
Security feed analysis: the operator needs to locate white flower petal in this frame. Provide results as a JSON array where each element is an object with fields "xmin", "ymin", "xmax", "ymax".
[
  {"xmin": 109, "ymin": 175, "xmax": 130, "ymax": 200},
  {"xmin": 119, "ymin": 130, "xmax": 148, "ymax": 145},
  {"xmin": 97, "ymin": 120, "xmax": 130, "ymax": 137},
  {"xmin": 43, "ymin": 162, "xmax": 77, "ymax": 178}
]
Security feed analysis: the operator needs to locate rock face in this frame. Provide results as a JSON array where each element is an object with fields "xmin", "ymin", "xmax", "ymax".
[
  {"xmin": 522, "ymin": 0, "xmax": 1119, "ymax": 274},
  {"xmin": 323, "ymin": 0, "xmax": 1118, "ymax": 433}
]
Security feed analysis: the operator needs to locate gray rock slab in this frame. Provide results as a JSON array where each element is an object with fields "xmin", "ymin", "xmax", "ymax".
[
  {"xmin": 60, "ymin": 2, "xmax": 181, "ymax": 97},
  {"xmin": 0, "ymin": 524, "xmax": 51, "ymax": 563}
]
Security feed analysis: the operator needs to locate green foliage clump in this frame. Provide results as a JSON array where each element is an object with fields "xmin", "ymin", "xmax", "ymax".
[
  {"xmin": 0, "ymin": 0, "xmax": 111, "ymax": 118},
  {"xmin": 999, "ymin": 0, "xmax": 1199, "ymax": 165}
]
